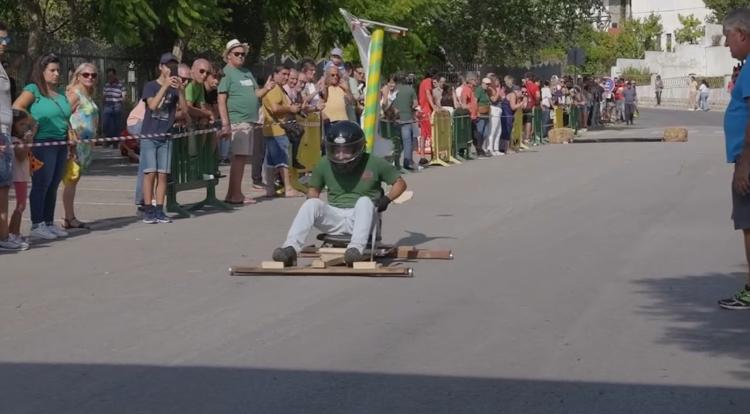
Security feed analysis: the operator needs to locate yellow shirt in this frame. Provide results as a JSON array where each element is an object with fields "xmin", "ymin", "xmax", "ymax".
[
  {"xmin": 262, "ymin": 85, "xmax": 288, "ymax": 137},
  {"xmin": 322, "ymin": 86, "xmax": 349, "ymax": 122}
]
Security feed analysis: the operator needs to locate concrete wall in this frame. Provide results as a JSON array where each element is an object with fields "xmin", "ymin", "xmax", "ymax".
[
  {"xmin": 636, "ymin": 74, "xmax": 731, "ymax": 109},
  {"xmin": 630, "ymin": 0, "xmax": 711, "ymax": 50}
]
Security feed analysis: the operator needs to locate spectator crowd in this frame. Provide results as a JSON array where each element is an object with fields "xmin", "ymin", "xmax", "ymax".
[{"xmin": 0, "ymin": 19, "xmax": 644, "ymax": 252}]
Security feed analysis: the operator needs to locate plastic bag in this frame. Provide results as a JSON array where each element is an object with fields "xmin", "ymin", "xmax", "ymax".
[{"xmin": 62, "ymin": 159, "xmax": 80, "ymax": 185}]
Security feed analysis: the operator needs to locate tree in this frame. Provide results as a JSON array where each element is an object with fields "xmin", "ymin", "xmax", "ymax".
[
  {"xmin": 642, "ymin": 13, "xmax": 663, "ymax": 51},
  {"xmin": 705, "ymin": 0, "xmax": 750, "ymax": 22},
  {"xmin": 674, "ymin": 14, "xmax": 704, "ymax": 45}
]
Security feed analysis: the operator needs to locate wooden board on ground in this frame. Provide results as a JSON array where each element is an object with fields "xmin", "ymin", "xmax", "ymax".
[
  {"xmin": 311, "ymin": 254, "xmax": 346, "ymax": 269},
  {"xmin": 229, "ymin": 265, "xmax": 413, "ymax": 277},
  {"xmin": 353, "ymin": 261, "xmax": 381, "ymax": 270},
  {"xmin": 396, "ymin": 246, "xmax": 454, "ymax": 259},
  {"xmin": 261, "ymin": 261, "xmax": 285, "ymax": 269}
]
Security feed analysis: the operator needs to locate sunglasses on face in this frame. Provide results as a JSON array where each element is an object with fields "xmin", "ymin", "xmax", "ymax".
[
  {"xmin": 198, "ymin": 69, "xmax": 209, "ymax": 74},
  {"xmin": 330, "ymin": 74, "xmax": 339, "ymax": 78},
  {"xmin": 232, "ymin": 52, "xmax": 246, "ymax": 57},
  {"xmin": 0, "ymin": 36, "xmax": 11, "ymax": 45},
  {"xmin": 81, "ymin": 72, "xmax": 97, "ymax": 79},
  {"xmin": 180, "ymin": 76, "xmax": 190, "ymax": 83}
]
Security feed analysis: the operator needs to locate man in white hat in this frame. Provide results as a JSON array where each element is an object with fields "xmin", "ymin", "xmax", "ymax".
[{"xmin": 218, "ymin": 39, "xmax": 276, "ymax": 205}]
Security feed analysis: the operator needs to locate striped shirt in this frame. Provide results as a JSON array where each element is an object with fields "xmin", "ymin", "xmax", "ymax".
[{"xmin": 103, "ymin": 80, "xmax": 126, "ymax": 106}]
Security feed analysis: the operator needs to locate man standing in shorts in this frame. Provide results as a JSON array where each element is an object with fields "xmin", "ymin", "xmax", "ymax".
[
  {"xmin": 218, "ymin": 39, "xmax": 275, "ymax": 205},
  {"xmin": 261, "ymin": 65, "xmax": 304, "ymax": 198},
  {"xmin": 719, "ymin": 8, "xmax": 750, "ymax": 310},
  {"xmin": 140, "ymin": 52, "xmax": 188, "ymax": 224}
]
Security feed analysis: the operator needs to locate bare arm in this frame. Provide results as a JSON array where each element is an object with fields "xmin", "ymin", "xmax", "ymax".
[
  {"xmin": 386, "ymin": 177, "xmax": 407, "ymax": 201},
  {"xmin": 65, "ymin": 89, "xmax": 80, "ymax": 113},
  {"xmin": 12, "ymin": 90, "xmax": 34, "ymax": 111},
  {"xmin": 146, "ymin": 81, "xmax": 172, "ymax": 112}
]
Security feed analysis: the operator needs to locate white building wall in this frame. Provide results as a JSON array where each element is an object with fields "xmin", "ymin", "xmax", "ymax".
[{"xmin": 630, "ymin": 0, "xmax": 711, "ymax": 50}]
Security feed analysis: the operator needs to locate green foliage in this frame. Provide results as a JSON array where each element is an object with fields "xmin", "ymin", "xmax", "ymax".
[
  {"xmin": 674, "ymin": 14, "xmax": 704, "ymax": 45},
  {"xmin": 642, "ymin": 13, "xmax": 663, "ymax": 51},
  {"xmin": 621, "ymin": 66, "xmax": 652, "ymax": 84},
  {"xmin": 704, "ymin": 0, "xmax": 750, "ymax": 22}
]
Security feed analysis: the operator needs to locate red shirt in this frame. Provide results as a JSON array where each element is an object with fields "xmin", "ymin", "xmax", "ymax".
[
  {"xmin": 418, "ymin": 78, "xmax": 433, "ymax": 112},
  {"xmin": 525, "ymin": 80, "xmax": 540, "ymax": 108},
  {"xmin": 461, "ymin": 85, "xmax": 477, "ymax": 119}
]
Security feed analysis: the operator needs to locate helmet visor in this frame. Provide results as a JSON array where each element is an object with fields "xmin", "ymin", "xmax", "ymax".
[{"xmin": 326, "ymin": 138, "xmax": 365, "ymax": 164}]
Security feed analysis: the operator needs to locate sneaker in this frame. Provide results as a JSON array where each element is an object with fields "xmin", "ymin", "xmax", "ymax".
[
  {"xmin": 155, "ymin": 209, "xmax": 172, "ymax": 223},
  {"xmin": 142, "ymin": 209, "xmax": 158, "ymax": 224},
  {"xmin": 8, "ymin": 234, "xmax": 30, "ymax": 250},
  {"xmin": 46, "ymin": 224, "xmax": 69, "ymax": 238},
  {"xmin": 30, "ymin": 223, "xmax": 58, "ymax": 240},
  {"xmin": 344, "ymin": 247, "xmax": 363, "ymax": 265},
  {"xmin": 272, "ymin": 246, "xmax": 297, "ymax": 267},
  {"xmin": 0, "ymin": 238, "xmax": 26, "ymax": 251},
  {"xmin": 718, "ymin": 286, "xmax": 750, "ymax": 310}
]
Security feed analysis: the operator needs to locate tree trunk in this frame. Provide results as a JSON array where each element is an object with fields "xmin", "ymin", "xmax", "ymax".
[
  {"xmin": 270, "ymin": 23, "xmax": 281, "ymax": 65},
  {"xmin": 172, "ymin": 38, "xmax": 185, "ymax": 63}
]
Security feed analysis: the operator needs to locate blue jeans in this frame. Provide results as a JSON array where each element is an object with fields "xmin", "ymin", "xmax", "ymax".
[
  {"xmin": 30, "ymin": 143, "xmax": 67, "ymax": 225},
  {"xmin": 541, "ymin": 109, "xmax": 551, "ymax": 138},
  {"xmin": 473, "ymin": 118, "xmax": 488, "ymax": 152},
  {"xmin": 400, "ymin": 122, "xmax": 418, "ymax": 169},
  {"xmin": 102, "ymin": 105, "xmax": 123, "ymax": 138},
  {"xmin": 699, "ymin": 92, "xmax": 709, "ymax": 111}
]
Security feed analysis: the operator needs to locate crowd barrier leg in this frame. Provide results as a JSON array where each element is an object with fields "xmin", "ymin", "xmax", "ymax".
[
  {"xmin": 452, "ymin": 109, "xmax": 472, "ymax": 160},
  {"xmin": 290, "ymin": 113, "xmax": 323, "ymax": 193},
  {"xmin": 167, "ymin": 130, "xmax": 230, "ymax": 218},
  {"xmin": 532, "ymin": 107, "xmax": 543, "ymax": 145},
  {"xmin": 554, "ymin": 106, "xmax": 564, "ymax": 129},
  {"xmin": 379, "ymin": 120, "xmax": 403, "ymax": 170},
  {"xmin": 511, "ymin": 109, "xmax": 523, "ymax": 151},
  {"xmin": 430, "ymin": 110, "xmax": 456, "ymax": 167}
]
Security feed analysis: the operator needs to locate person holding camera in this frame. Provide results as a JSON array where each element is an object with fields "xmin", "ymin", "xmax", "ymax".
[{"xmin": 138, "ymin": 52, "xmax": 188, "ymax": 224}]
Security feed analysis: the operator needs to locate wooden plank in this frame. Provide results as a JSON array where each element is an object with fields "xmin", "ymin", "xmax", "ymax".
[
  {"xmin": 353, "ymin": 261, "xmax": 381, "ymax": 270},
  {"xmin": 311, "ymin": 254, "xmax": 345, "ymax": 269},
  {"xmin": 395, "ymin": 247, "xmax": 453, "ymax": 260},
  {"xmin": 261, "ymin": 261, "xmax": 285, "ymax": 269},
  {"xmin": 229, "ymin": 266, "xmax": 412, "ymax": 277}
]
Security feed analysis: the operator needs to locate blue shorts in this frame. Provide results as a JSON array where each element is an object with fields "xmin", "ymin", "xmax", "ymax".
[
  {"xmin": 140, "ymin": 138, "xmax": 172, "ymax": 174},
  {"xmin": 0, "ymin": 133, "xmax": 13, "ymax": 187},
  {"xmin": 265, "ymin": 135, "xmax": 290, "ymax": 168}
]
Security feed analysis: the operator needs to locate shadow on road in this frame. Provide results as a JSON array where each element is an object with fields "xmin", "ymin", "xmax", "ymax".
[
  {"xmin": 1, "ymin": 363, "xmax": 747, "ymax": 413},
  {"xmin": 394, "ymin": 231, "xmax": 456, "ymax": 247},
  {"xmin": 633, "ymin": 271, "xmax": 750, "ymax": 380}
]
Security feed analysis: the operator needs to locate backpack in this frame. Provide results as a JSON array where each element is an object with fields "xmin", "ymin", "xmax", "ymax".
[{"xmin": 126, "ymin": 100, "xmax": 146, "ymax": 135}]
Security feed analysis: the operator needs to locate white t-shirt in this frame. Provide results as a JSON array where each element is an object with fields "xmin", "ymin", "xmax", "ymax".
[
  {"xmin": 541, "ymin": 86, "xmax": 552, "ymax": 108},
  {"xmin": 699, "ymin": 84, "xmax": 708, "ymax": 93}
]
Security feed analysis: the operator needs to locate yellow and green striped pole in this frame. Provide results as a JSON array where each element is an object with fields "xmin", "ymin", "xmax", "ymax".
[{"xmin": 362, "ymin": 28, "xmax": 384, "ymax": 152}]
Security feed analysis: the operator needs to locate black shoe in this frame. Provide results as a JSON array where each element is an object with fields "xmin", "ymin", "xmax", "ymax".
[
  {"xmin": 344, "ymin": 247, "xmax": 363, "ymax": 265},
  {"xmin": 293, "ymin": 161, "xmax": 306, "ymax": 170},
  {"xmin": 272, "ymin": 246, "xmax": 297, "ymax": 267}
]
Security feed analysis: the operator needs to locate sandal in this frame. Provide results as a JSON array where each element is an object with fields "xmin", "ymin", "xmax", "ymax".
[{"xmin": 63, "ymin": 217, "xmax": 89, "ymax": 229}]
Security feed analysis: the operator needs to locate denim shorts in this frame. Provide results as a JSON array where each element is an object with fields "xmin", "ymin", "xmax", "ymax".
[
  {"xmin": 140, "ymin": 138, "xmax": 172, "ymax": 173},
  {"xmin": 0, "ymin": 133, "xmax": 13, "ymax": 187},
  {"xmin": 265, "ymin": 135, "xmax": 290, "ymax": 168}
]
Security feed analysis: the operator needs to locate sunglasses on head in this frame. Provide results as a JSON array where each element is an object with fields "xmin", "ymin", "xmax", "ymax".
[
  {"xmin": 81, "ymin": 72, "xmax": 97, "ymax": 79},
  {"xmin": 232, "ymin": 52, "xmax": 246, "ymax": 57}
]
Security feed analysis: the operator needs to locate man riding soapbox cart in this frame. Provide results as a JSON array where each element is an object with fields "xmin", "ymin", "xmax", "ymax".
[{"xmin": 229, "ymin": 121, "xmax": 452, "ymax": 277}]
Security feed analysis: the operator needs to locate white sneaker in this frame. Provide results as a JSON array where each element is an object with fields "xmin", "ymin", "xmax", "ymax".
[
  {"xmin": 31, "ymin": 223, "xmax": 58, "ymax": 240},
  {"xmin": 0, "ymin": 238, "xmax": 26, "ymax": 251},
  {"xmin": 46, "ymin": 224, "xmax": 69, "ymax": 238},
  {"xmin": 8, "ymin": 234, "xmax": 30, "ymax": 250}
]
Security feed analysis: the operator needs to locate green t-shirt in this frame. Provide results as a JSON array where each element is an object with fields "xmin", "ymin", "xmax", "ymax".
[
  {"xmin": 218, "ymin": 64, "xmax": 259, "ymax": 124},
  {"xmin": 309, "ymin": 154, "xmax": 402, "ymax": 209},
  {"xmin": 475, "ymin": 85, "xmax": 491, "ymax": 106},
  {"xmin": 185, "ymin": 81, "xmax": 205, "ymax": 106},
  {"xmin": 392, "ymin": 84, "xmax": 416, "ymax": 122},
  {"xmin": 24, "ymin": 83, "xmax": 71, "ymax": 140}
]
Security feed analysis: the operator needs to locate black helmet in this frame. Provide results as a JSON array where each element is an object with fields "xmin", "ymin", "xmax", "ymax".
[{"xmin": 325, "ymin": 121, "xmax": 366, "ymax": 173}]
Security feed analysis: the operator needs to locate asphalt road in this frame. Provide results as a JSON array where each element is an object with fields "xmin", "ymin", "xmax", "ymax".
[{"xmin": 1, "ymin": 108, "xmax": 748, "ymax": 413}]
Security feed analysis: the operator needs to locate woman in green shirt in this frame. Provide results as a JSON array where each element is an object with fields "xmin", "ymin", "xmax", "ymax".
[{"xmin": 12, "ymin": 53, "xmax": 72, "ymax": 240}]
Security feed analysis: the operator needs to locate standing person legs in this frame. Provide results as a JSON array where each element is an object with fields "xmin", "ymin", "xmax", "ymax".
[
  {"xmin": 265, "ymin": 135, "xmax": 302, "ymax": 197},
  {"xmin": 488, "ymin": 106, "xmax": 501, "ymax": 154},
  {"xmin": 225, "ymin": 123, "xmax": 256, "ymax": 204},
  {"xmin": 251, "ymin": 128, "xmax": 265, "ymax": 188},
  {"xmin": 400, "ymin": 122, "xmax": 415, "ymax": 170},
  {"xmin": 655, "ymin": 91, "xmax": 662, "ymax": 106},
  {"xmin": 499, "ymin": 115, "xmax": 512, "ymax": 153},
  {"xmin": 719, "ymin": 178, "xmax": 750, "ymax": 309}
]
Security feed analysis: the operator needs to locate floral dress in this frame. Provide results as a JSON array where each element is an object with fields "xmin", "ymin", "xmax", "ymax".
[{"xmin": 69, "ymin": 89, "xmax": 99, "ymax": 171}]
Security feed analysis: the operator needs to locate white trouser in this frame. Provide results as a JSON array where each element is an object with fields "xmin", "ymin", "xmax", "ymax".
[
  {"xmin": 283, "ymin": 197, "xmax": 375, "ymax": 253},
  {"xmin": 487, "ymin": 106, "xmax": 502, "ymax": 152}
]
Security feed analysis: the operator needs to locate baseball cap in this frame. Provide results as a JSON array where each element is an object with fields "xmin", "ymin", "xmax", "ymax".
[
  {"xmin": 160, "ymin": 52, "xmax": 178, "ymax": 65},
  {"xmin": 330, "ymin": 47, "xmax": 343, "ymax": 57}
]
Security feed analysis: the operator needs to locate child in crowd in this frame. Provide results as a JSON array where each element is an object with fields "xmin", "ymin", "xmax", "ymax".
[{"xmin": 8, "ymin": 109, "xmax": 34, "ymax": 248}]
